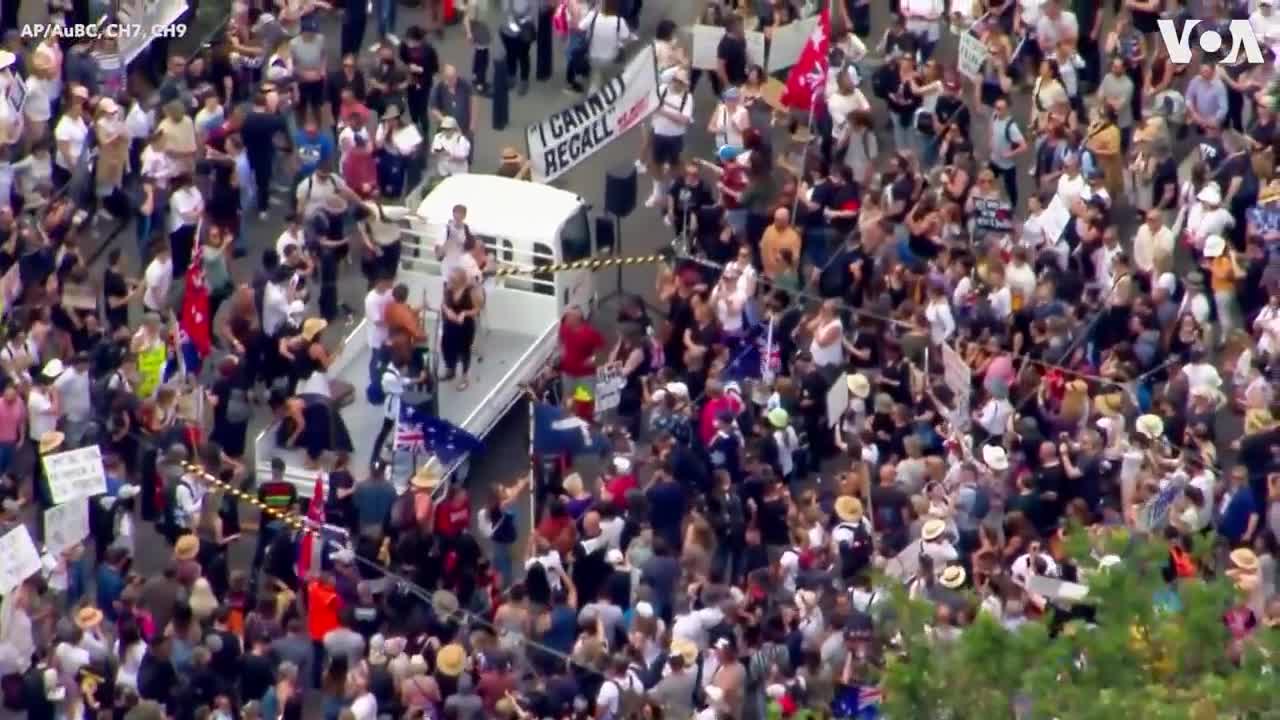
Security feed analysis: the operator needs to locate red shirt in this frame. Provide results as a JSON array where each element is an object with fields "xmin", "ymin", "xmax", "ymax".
[
  {"xmin": 699, "ymin": 394, "xmax": 743, "ymax": 445},
  {"xmin": 605, "ymin": 473, "xmax": 637, "ymax": 506},
  {"xmin": 434, "ymin": 495, "xmax": 471, "ymax": 537},
  {"xmin": 719, "ymin": 163, "xmax": 748, "ymax": 210},
  {"xmin": 342, "ymin": 149, "xmax": 378, "ymax": 199},
  {"xmin": 558, "ymin": 320, "xmax": 604, "ymax": 378}
]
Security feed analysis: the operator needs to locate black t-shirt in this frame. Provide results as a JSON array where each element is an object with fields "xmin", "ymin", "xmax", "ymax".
[
  {"xmin": 716, "ymin": 34, "xmax": 748, "ymax": 85},
  {"xmin": 241, "ymin": 110, "xmax": 288, "ymax": 158},
  {"xmin": 1152, "ymin": 156, "xmax": 1179, "ymax": 210},
  {"xmin": 758, "ymin": 496, "xmax": 790, "ymax": 546},
  {"xmin": 1215, "ymin": 153, "xmax": 1259, "ymax": 210},
  {"xmin": 1033, "ymin": 463, "xmax": 1067, "ymax": 533},
  {"xmin": 103, "ymin": 268, "xmax": 129, "ymax": 329},
  {"xmin": 870, "ymin": 484, "xmax": 909, "ymax": 534},
  {"xmin": 818, "ymin": 244, "xmax": 870, "ymax": 305},
  {"xmin": 827, "ymin": 183, "xmax": 861, "ymax": 236}
]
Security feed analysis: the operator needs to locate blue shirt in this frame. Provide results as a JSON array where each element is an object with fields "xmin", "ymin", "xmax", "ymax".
[
  {"xmin": 235, "ymin": 150, "xmax": 255, "ymax": 209},
  {"xmin": 1219, "ymin": 486, "xmax": 1258, "ymax": 543},
  {"xmin": 96, "ymin": 566, "xmax": 126, "ymax": 621},
  {"xmin": 294, "ymin": 130, "xmax": 335, "ymax": 176}
]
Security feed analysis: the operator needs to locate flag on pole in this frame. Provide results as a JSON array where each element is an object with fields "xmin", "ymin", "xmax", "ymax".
[
  {"xmin": 394, "ymin": 403, "xmax": 484, "ymax": 465},
  {"xmin": 296, "ymin": 474, "xmax": 325, "ymax": 579},
  {"xmin": 780, "ymin": 8, "xmax": 830, "ymax": 110},
  {"xmin": 178, "ymin": 242, "xmax": 211, "ymax": 373},
  {"xmin": 532, "ymin": 402, "xmax": 610, "ymax": 457}
]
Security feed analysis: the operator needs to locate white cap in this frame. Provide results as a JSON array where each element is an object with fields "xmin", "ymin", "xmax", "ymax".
[
  {"xmin": 635, "ymin": 601, "xmax": 655, "ymax": 618},
  {"xmin": 1156, "ymin": 272, "xmax": 1177, "ymax": 293},
  {"xmin": 612, "ymin": 456, "xmax": 632, "ymax": 474}
]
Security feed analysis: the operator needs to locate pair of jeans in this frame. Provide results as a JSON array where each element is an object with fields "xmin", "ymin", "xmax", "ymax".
[
  {"xmin": 990, "ymin": 162, "xmax": 1019, "ymax": 208},
  {"xmin": 501, "ymin": 32, "xmax": 532, "ymax": 83},
  {"xmin": 376, "ymin": 0, "xmax": 397, "ymax": 39}
]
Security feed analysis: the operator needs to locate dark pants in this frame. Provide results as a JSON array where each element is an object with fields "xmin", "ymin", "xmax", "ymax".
[
  {"xmin": 250, "ymin": 152, "xmax": 273, "ymax": 213},
  {"xmin": 473, "ymin": 46, "xmax": 491, "ymax": 90},
  {"xmin": 341, "ymin": 13, "xmax": 367, "ymax": 57},
  {"xmin": 371, "ymin": 417, "xmax": 394, "ymax": 465},
  {"xmin": 299, "ymin": 78, "xmax": 326, "ymax": 118},
  {"xmin": 501, "ymin": 33, "xmax": 532, "ymax": 83},
  {"xmin": 171, "ymin": 224, "xmax": 197, "ymax": 277},
  {"xmin": 990, "ymin": 162, "xmax": 1018, "ymax": 209},
  {"xmin": 441, "ymin": 321, "xmax": 475, "ymax": 375}
]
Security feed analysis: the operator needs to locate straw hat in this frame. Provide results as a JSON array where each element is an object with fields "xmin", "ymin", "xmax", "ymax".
[
  {"xmin": 846, "ymin": 373, "xmax": 871, "ymax": 399},
  {"xmin": 1135, "ymin": 414, "xmax": 1165, "ymax": 440},
  {"xmin": 75, "ymin": 606, "xmax": 103, "ymax": 630},
  {"xmin": 939, "ymin": 565, "xmax": 967, "ymax": 589},
  {"xmin": 431, "ymin": 589, "xmax": 460, "ymax": 618},
  {"xmin": 670, "ymin": 638, "xmax": 699, "ymax": 666},
  {"xmin": 411, "ymin": 465, "xmax": 441, "ymax": 490},
  {"xmin": 834, "ymin": 495, "xmax": 864, "ymax": 523},
  {"xmin": 767, "ymin": 407, "xmax": 789, "ymax": 429},
  {"xmin": 435, "ymin": 643, "xmax": 466, "ymax": 677},
  {"xmin": 1260, "ymin": 179, "xmax": 1280, "ymax": 204},
  {"xmin": 1230, "ymin": 548, "xmax": 1260, "ymax": 573},
  {"xmin": 1094, "ymin": 392, "xmax": 1124, "ymax": 417},
  {"xmin": 439, "ymin": 115, "xmax": 459, "ymax": 130},
  {"xmin": 300, "ymin": 317, "xmax": 328, "ymax": 341},
  {"xmin": 174, "ymin": 534, "xmax": 201, "ymax": 561},
  {"xmin": 1246, "ymin": 408, "xmax": 1276, "ymax": 435},
  {"xmin": 981, "ymin": 445, "xmax": 1009, "ymax": 471},
  {"xmin": 38, "ymin": 431, "xmax": 65, "ymax": 454},
  {"xmin": 921, "ymin": 518, "xmax": 947, "ymax": 542},
  {"xmin": 1065, "ymin": 379, "xmax": 1089, "ymax": 394},
  {"xmin": 1203, "ymin": 235, "xmax": 1226, "ymax": 259}
]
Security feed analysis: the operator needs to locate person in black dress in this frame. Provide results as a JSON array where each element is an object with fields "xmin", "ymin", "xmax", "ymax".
[{"xmin": 440, "ymin": 267, "xmax": 482, "ymax": 391}]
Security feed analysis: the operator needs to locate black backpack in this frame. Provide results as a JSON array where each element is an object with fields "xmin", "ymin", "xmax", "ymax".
[{"xmin": 161, "ymin": 476, "xmax": 192, "ymax": 542}]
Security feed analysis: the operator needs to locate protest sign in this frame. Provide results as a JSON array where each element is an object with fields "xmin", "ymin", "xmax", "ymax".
[
  {"xmin": 767, "ymin": 15, "xmax": 821, "ymax": 73},
  {"xmin": 941, "ymin": 342, "xmax": 971, "ymax": 402},
  {"xmin": 973, "ymin": 197, "xmax": 1013, "ymax": 232},
  {"xmin": 117, "ymin": 0, "xmax": 190, "ymax": 63},
  {"xmin": 746, "ymin": 31, "xmax": 767, "ymax": 69},
  {"xmin": 1037, "ymin": 193, "xmax": 1072, "ymax": 243},
  {"xmin": 827, "ymin": 373, "xmax": 850, "ymax": 428},
  {"xmin": 957, "ymin": 32, "xmax": 988, "ymax": 81},
  {"xmin": 527, "ymin": 44, "xmax": 660, "ymax": 182},
  {"xmin": 595, "ymin": 366, "xmax": 625, "ymax": 415},
  {"xmin": 1026, "ymin": 575, "xmax": 1092, "ymax": 605},
  {"xmin": 0, "ymin": 525, "xmax": 42, "ymax": 596},
  {"xmin": 42, "ymin": 445, "xmax": 108, "ymax": 505},
  {"xmin": 689, "ymin": 25, "xmax": 726, "ymax": 70},
  {"xmin": 43, "ymin": 498, "xmax": 90, "ymax": 556}
]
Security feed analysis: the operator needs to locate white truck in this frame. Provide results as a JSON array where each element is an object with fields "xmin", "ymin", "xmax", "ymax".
[{"xmin": 253, "ymin": 175, "xmax": 597, "ymax": 494}]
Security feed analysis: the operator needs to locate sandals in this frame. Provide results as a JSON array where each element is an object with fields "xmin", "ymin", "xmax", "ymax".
[{"xmin": 457, "ymin": 378, "xmax": 470, "ymax": 391}]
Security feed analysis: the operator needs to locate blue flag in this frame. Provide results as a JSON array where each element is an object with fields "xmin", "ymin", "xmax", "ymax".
[
  {"xmin": 532, "ymin": 402, "xmax": 609, "ymax": 457},
  {"xmin": 396, "ymin": 403, "xmax": 484, "ymax": 465}
]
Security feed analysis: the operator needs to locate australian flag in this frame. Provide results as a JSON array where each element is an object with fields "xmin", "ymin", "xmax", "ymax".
[
  {"xmin": 395, "ymin": 402, "xmax": 483, "ymax": 465},
  {"xmin": 532, "ymin": 402, "xmax": 609, "ymax": 457},
  {"xmin": 832, "ymin": 685, "xmax": 882, "ymax": 719}
]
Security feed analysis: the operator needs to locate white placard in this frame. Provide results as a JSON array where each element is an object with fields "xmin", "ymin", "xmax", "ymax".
[
  {"xmin": 527, "ymin": 44, "xmax": 661, "ymax": 183},
  {"xmin": 1025, "ymin": 575, "xmax": 1091, "ymax": 605},
  {"xmin": 941, "ymin": 342, "xmax": 971, "ymax": 401},
  {"xmin": 393, "ymin": 123, "xmax": 424, "ymax": 155},
  {"xmin": 595, "ymin": 366, "xmax": 625, "ymax": 415},
  {"xmin": 957, "ymin": 32, "xmax": 988, "ymax": 81},
  {"xmin": 1037, "ymin": 193, "xmax": 1072, "ymax": 243},
  {"xmin": 826, "ymin": 372, "xmax": 850, "ymax": 429},
  {"xmin": 117, "ymin": 0, "xmax": 191, "ymax": 64},
  {"xmin": 689, "ymin": 25, "xmax": 727, "ymax": 71},
  {"xmin": 746, "ymin": 31, "xmax": 767, "ymax": 69},
  {"xmin": 43, "ymin": 498, "xmax": 90, "ymax": 556},
  {"xmin": 42, "ymin": 446, "xmax": 108, "ymax": 506},
  {"xmin": 766, "ymin": 16, "xmax": 820, "ymax": 74},
  {"xmin": 0, "ymin": 525, "xmax": 42, "ymax": 596}
]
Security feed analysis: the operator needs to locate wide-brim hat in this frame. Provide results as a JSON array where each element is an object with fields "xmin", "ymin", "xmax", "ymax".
[
  {"xmin": 439, "ymin": 115, "xmax": 459, "ymax": 130},
  {"xmin": 42, "ymin": 359, "xmax": 65, "ymax": 380},
  {"xmin": 39, "ymin": 431, "xmax": 65, "ymax": 454},
  {"xmin": 1246, "ymin": 408, "xmax": 1277, "ymax": 435},
  {"xmin": 435, "ymin": 643, "xmax": 466, "ymax": 677},
  {"xmin": 670, "ymin": 638, "xmax": 699, "ymax": 666},
  {"xmin": 75, "ymin": 606, "xmax": 104, "ymax": 630},
  {"xmin": 939, "ymin": 565, "xmax": 967, "ymax": 589},
  {"xmin": 300, "ymin": 317, "xmax": 328, "ymax": 341},
  {"xmin": 174, "ymin": 534, "xmax": 201, "ymax": 561},
  {"xmin": 922, "ymin": 518, "xmax": 947, "ymax": 542},
  {"xmin": 411, "ymin": 466, "xmax": 442, "ymax": 490},
  {"xmin": 982, "ymin": 444, "xmax": 1009, "ymax": 471},
  {"xmin": 1203, "ymin": 235, "xmax": 1226, "ymax": 259},
  {"xmin": 1230, "ymin": 548, "xmax": 1260, "ymax": 573},
  {"xmin": 1095, "ymin": 392, "xmax": 1124, "ymax": 418},
  {"xmin": 431, "ymin": 589, "xmax": 460, "ymax": 618},
  {"xmin": 1135, "ymin": 414, "xmax": 1165, "ymax": 440},
  {"xmin": 834, "ymin": 495, "xmax": 864, "ymax": 523},
  {"xmin": 846, "ymin": 373, "xmax": 871, "ymax": 399}
]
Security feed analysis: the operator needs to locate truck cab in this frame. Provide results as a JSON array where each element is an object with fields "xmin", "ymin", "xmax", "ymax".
[{"xmin": 253, "ymin": 175, "xmax": 594, "ymax": 494}]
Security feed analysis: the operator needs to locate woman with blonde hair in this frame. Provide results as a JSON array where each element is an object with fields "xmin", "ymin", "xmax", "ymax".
[
  {"xmin": 94, "ymin": 97, "xmax": 131, "ymax": 223},
  {"xmin": 23, "ymin": 38, "xmax": 62, "ymax": 144}
]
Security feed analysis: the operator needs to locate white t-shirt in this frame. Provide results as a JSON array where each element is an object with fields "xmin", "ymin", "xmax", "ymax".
[
  {"xmin": 143, "ymin": 257, "xmax": 173, "ymax": 312},
  {"xmin": 651, "ymin": 90, "xmax": 693, "ymax": 137},
  {"xmin": 168, "ymin": 186, "xmax": 204, "ymax": 232},
  {"xmin": 262, "ymin": 282, "xmax": 292, "ymax": 336},
  {"xmin": 276, "ymin": 227, "xmax": 306, "ymax": 258},
  {"xmin": 381, "ymin": 365, "xmax": 404, "ymax": 420},
  {"xmin": 711, "ymin": 103, "xmax": 751, "ymax": 149},
  {"xmin": 431, "ymin": 131, "xmax": 472, "ymax": 177},
  {"xmin": 27, "ymin": 388, "xmax": 57, "ymax": 439},
  {"xmin": 349, "ymin": 692, "xmax": 377, "ymax": 720},
  {"xmin": 296, "ymin": 173, "xmax": 351, "ymax": 218},
  {"xmin": 826, "ymin": 90, "xmax": 870, "ymax": 142},
  {"xmin": 365, "ymin": 288, "xmax": 392, "ymax": 349},
  {"xmin": 141, "ymin": 144, "xmax": 176, "ymax": 189},
  {"xmin": 1056, "ymin": 172, "xmax": 1086, "ymax": 208},
  {"xmin": 23, "ymin": 77, "xmax": 53, "ymax": 124},
  {"xmin": 126, "ymin": 102, "xmax": 154, "ymax": 139},
  {"xmin": 579, "ymin": 11, "xmax": 633, "ymax": 63},
  {"xmin": 54, "ymin": 114, "xmax": 89, "ymax": 169}
]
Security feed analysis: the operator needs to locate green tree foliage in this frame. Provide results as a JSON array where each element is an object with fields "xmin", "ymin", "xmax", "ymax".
[{"xmin": 878, "ymin": 531, "xmax": 1280, "ymax": 719}]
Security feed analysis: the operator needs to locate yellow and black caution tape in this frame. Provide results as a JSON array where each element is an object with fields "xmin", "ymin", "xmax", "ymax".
[
  {"xmin": 488, "ymin": 250, "xmax": 672, "ymax": 278},
  {"xmin": 181, "ymin": 461, "xmax": 310, "ymax": 534}
]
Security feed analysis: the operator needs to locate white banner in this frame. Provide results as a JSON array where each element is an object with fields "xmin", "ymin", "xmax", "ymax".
[
  {"xmin": 689, "ymin": 25, "xmax": 726, "ymax": 71},
  {"xmin": 957, "ymin": 32, "xmax": 988, "ymax": 81},
  {"xmin": 42, "ymin": 445, "xmax": 107, "ymax": 506},
  {"xmin": 43, "ymin": 498, "xmax": 90, "ymax": 556},
  {"xmin": 766, "ymin": 15, "xmax": 820, "ymax": 74},
  {"xmin": 1036, "ymin": 193, "xmax": 1072, "ymax": 243},
  {"xmin": 826, "ymin": 372, "xmax": 850, "ymax": 429},
  {"xmin": 527, "ymin": 44, "xmax": 660, "ymax": 183},
  {"xmin": 118, "ymin": 0, "xmax": 191, "ymax": 64},
  {"xmin": 595, "ymin": 366, "xmax": 625, "ymax": 415},
  {"xmin": 0, "ymin": 525, "xmax": 42, "ymax": 596}
]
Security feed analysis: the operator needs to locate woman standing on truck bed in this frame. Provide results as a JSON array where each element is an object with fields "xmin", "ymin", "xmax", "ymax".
[{"xmin": 440, "ymin": 267, "xmax": 483, "ymax": 391}]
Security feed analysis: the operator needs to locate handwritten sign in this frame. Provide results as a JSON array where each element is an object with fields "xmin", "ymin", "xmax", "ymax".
[
  {"xmin": 1038, "ymin": 193, "xmax": 1072, "ymax": 242},
  {"xmin": 595, "ymin": 366, "xmax": 625, "ymax": 415},
  {"xmin": 0, "ymin": 525, "xmax": 42, "ymax": 596},
  {"xmin": 43, "ymin": 497, "xmax": 90, "ymax": 556},
  {"xmin": 689, "ymin": 24, "xmax": 726, "ymax": 71},
  {"xmin": 957, "ymin": 32, "xmax": 988, "ymax": 81},
  {"xmin": 827, "ymin": 373, "xmax": 850, "ymax": 429},
  {"xmin": 42, "ymin": 445, "xmax": 108, "ymax": 505},
  {"xmin": 766, "ymin": 15, "xmax": 820, "ymax": 74},
  {"xmin": 973, "ymin": 197, "xmax": 1013, "ymax": 232}
]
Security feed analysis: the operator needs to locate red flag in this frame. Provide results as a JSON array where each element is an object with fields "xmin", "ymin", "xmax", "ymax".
[
  {"xmin": 296, "ymin": 475, "xmax": 326, "ymax": 579},
  {"xmin": 180, "ymin": 252, "xmax": 211, "ymax": 358},
  {"xmin": 780, "ymin": 10, "xmax": 831, "ymax": 111}
]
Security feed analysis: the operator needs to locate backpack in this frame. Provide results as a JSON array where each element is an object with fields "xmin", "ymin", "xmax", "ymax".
[
  {"xmin": 91, "ymin": 370, "xmax": 122, "ymax": 415},
  {"xmin": 161, "ymin": 476, "xmax": 193, "ymax": 542},
  {"xmin": 604, "ymin": 674, "xmax": 647, "ymax": 720},
  {"xmin": 835, "ymin": 521, "xmax": 873, "ymax": 580}
]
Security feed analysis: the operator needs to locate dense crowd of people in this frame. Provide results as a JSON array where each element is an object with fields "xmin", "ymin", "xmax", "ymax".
[{"xmin": 1, "ymin": 0, "xmax": 1280, "ymax": 717}]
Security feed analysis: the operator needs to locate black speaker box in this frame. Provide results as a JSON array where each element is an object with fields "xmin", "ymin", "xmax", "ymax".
[{"xmin": 604, "ymin": 165, "xmax": 638, "ymax": 218}]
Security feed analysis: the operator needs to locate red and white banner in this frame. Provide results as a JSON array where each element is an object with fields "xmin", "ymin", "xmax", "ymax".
[{"xmin": 780, "ymin": 9, "xmax": 830, "ymax": 111}]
